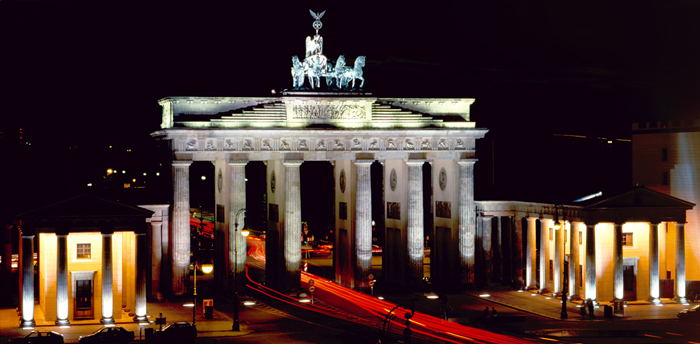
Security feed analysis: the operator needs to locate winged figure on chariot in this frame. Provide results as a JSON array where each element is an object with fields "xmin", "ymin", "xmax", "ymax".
[{"xmin": 291, "ymin": 10, "xmax": 365, "ymax": 91}]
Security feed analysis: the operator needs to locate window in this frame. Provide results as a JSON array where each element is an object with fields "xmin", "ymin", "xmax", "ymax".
[
  {"xmin": 662, "ymin": 148, "xmax": 668, "ymax": 161},
  {"xmin": 579, "ymin": 231, "xmax": 583, "ymax": 245},
  {"xmin": 76, "ymin": 243, "xmax": 91, "ymax": 259},
  {"xmin": 662, "ymin": 172, "xmax": 669, "ymax": 185},
  {"xmin": 622, "ymin": 233, "xmax": 633, "ymax": 247}
]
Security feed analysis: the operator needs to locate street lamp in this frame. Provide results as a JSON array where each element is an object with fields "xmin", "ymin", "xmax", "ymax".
[
  {"xmin": 233, "ymin": 209, "xmax": 249, "ymax": 331},
  {"xmin": 191, "ymin": 262, "xmax": 213, "ymax": 328}
]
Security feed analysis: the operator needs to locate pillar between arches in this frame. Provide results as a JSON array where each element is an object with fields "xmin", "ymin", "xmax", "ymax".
[
  {"xmin": 674, "ymin": 222, "xmax": 687, "ymax": 303},
  {"xmin": 171, "ymin": 160, "xmax": 192, "ymax": 296},
  {"xmin": 585, "ymin": 223, "xmax": 598, "ymax": 306}
]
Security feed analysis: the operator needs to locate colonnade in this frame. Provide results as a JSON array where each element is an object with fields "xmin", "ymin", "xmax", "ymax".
[
  {"xmin": 475, "ymin": 206, "xmax": 688, "ymax": 303},
  {"xmin": 171, "ymin": 157, "xmax": 477, "ymax": 293}
]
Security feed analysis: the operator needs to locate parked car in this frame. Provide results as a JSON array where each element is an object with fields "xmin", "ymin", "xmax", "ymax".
[
  {"xmin": 78, "ymin": 326, "xmax": 134, "ymax": 344},
  {"xmin": 678, "ymin": 305, "xmax": 700, "ymax": 321},
  {"xmin": 9, "ymin": 331, "xmax": 63, "ymax": 344},
  {"xmin": 152, "ymin": 322, "xmax": 196, "ymax": 343}
]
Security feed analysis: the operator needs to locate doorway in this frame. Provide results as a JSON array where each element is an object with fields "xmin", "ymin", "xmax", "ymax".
[
  {"xmin": 74, "ymin": 279, "xmax": 93, "ymax": 319},
  {"xmin": 622, "ymin": 258, "xmax": 639, "ymax": 301}
]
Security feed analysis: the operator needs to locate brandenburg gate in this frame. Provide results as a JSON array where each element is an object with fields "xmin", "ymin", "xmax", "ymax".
[{"xmin": 151, "ymin": 10, "xmax": 487, "ymax": 294}]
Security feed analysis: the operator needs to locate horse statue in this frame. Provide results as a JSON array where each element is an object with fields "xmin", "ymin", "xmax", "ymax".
[
  {"xmin": 291, "ymin": 56, "xmax": 305, "ymax": 89},
  {"xmin": 303, "ymin": 54, "xmax": 328, "ymax": 89},
  {"xmin": 341, "ymin": 56, "xmax": 365, "ymax": 89},
  {"xmin": 329, "ymin": 55, "xmax": 346, "ymax": 89}
]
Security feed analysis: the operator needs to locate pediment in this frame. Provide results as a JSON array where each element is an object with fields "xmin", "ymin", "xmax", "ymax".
[
  {"xmin": 18, "ymin": 194, "xmax": 154, "ymax": 220},
  {"xmin": 584, "ymin": 187, "xmax": 694, "ymax": 210}
]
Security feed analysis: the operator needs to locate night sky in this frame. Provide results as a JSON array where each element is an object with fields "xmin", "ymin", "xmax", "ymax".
[{"xmin": 2, "ymin": 2, "xmax": 700, "ymax": 214}]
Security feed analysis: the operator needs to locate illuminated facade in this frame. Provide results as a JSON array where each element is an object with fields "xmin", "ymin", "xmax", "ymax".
[
  {"xmin": 633, "ymin": 120, "xmax": 700, "ymax": 295},
  {"xmin": 16, "ymin": 195, "xmax": 154, "ymax": 328},
  {"xmin": 152, "ymin": 95, "xmax": 485, "ymax": 292},
  {"xmin": 477, "ymin": 187, "xmax": 694, "ymax": 303}
]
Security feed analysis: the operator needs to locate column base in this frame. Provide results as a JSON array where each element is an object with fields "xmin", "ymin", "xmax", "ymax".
[
  {"xmin": 55, "ymin": 319, "xmax": 70, "ymax": 327},
  {"xmin": 20, "ymin": 319, "xmax": 36, "ymax": 329},
  {"xmin": 538, "ymin": 288, "xmax": 551, "ymax": 295},
  {"xmin": 568, "ymin": 294, "xmax": 582, "ymax": 302},
  {"xmin": 647, "ymin": 296, "xmax": 661, "ymax": 304},
  {"xmin": 674, "ymin": 296, "xmax": 689, "ymax": 304},
  {"xmin": 101, "ymin": 317, "xmax": 115, "ymax": 325},
  {"xmin": 133, "ymin": 315, "xmax": 149, "ymax": 324}
]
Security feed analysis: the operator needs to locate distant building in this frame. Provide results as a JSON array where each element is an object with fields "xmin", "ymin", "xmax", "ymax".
[{"xmin": 633, "ymin": 120, "xmax": 700, "ymax": 289}]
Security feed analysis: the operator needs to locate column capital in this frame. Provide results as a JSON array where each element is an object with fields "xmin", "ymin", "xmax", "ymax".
[
  {"xmin": 353, "ymin": 159, "xmax": 374, "ymax": 166},
  {"xmin": 283, "ymin": 160, "xmax": 304, "ymax": 167},
  {"xmin": 228, "ymin": 160, "xmax": 248, "ymax": 167},
  {"xmin": 457, "ymin": 159, "xmax": 478, "ymax": 166},
  {"xmin": 172, "ymin": 160, "xmax": 193, "ymax": 167},
  {"xmin": 406, "ymin": 159, "xmax": 426, "ymax": 166}
]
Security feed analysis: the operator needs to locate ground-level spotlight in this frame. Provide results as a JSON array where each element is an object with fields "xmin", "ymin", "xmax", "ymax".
[
  {"xmin": 377, "ymin": 296, "xmax": 385, "ymax": 300},
  {"xmin": 243, "ymin": 301, "xmax": 257, "ymax": 306},
  {"xmin": 298, "ymin": 293, "xmax": 311, "ymax": 303},
  {"xmin": 479, "ymin": 294, "xmax": 490, "ymax": 298},
  {"xmin": 425, "ymin": 292, "xmax": 439, "ymax": 300},
  {"xmin": 183, "ymin": 303, "xmax": 195, "ymax": 307},
  {"xmin": 531, "ymin": 294, "xmax": 537, "ymax": 296}
]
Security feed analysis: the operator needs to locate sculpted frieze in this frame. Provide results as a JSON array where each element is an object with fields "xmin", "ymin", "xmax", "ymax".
[
  {"xmin": 421, "ymin": 139, "xmax": 431, "ymax": 150},
  {"xmin": 186, "ymin": 139, "xmax": 198, "ymax": 151},
  {"xmin": 224, "ymin": 139, "xmax": 237, "ymax": 151},
  {"xmin": 280, "ymin": 139, "xmax": 291, "ymax": 151},
  {"xmin": 455, "ymin": 139, "xmax": 466, "ymax": 150},
  {"xmin": 315, "ymin": 139, "xmax": 326, "ymax": 151},
  {"xmin": 405, "ymin": 138, "xmax": 415, "ymax": 150},
  {"xmin": 261, "ymin": 139, "xmax": 272, "ymax": 151},
  {"xmin": 351, "ymin": 138, "xmax": 362, "ymax": 150},
  {"xmin": 243, "ymin": 139, "xmax": 254, "ymax": 151},
  {"xmin": 205, "ymin": 139, "xmax": 217, "ymax": 151},
  {"xmin": 298, "ymin": 139, "xmax": 309, "ymax": 150},
  {"xmin": 292, "ymin": 104, "xmax": 365, "ymax": 119},
  {"xmin": 369, "ymin": 138, "xmax": 380, "ymax": 150},
  {"xmin": 333, "ymin": 139, "xmax": 345, "ymax": 151},
  {"xmin": 437, "ymin": 139, "xmax": 449, "ymax": 150}
]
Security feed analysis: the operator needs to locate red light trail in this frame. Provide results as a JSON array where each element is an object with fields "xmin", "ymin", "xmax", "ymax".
[{"xmin": 244, "ymin": 236, "xmax": 533, "ymax": 343}]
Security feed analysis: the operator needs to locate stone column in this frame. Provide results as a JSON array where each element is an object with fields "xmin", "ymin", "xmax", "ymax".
[
  {"xmin": 150, "ymin": 220, "xmax": 162, "ymax": 299},
  {"xmin": 493, "ymin": 217, "xmax": 502, "ymax": 283},
  {"xmin": 538, "ymin": 218, "xmax": 549, "ymax": 294},
  {"xmin": 133, "ymin": 231, "xmax": 148, "ymax": 323},
  {"xmin": 585, "ymin": 223, "xmax": 597, "ymax": 305},
  {"xmin": 56, "ymin": 232, "xmax": 69, "ymax": 326},
  {"xmin": 648, "ymin": 222, "xmax": 660, "ymax": 303},
  {"xmin": 675, "ymin": 222, "xmax": 687, "ymax": 303},
  {"xmin": 526, "ymin": 218, "xmax": 537, "ymax": 290},
  {"xmin": 229, "ymin": 161, "xmax": 247, "ymax": 292},
  {"xmin": 512, "ymin": 216, "xmax": 524, "ymax": 288},
  {"xmin": 458, "ymin": 160, "xmax": 476, "ymax": 285},
  {"xmin": 20, "ymin": 233, "xmax": 35, "ymax": 328},
  {"xmin": 101, "ymin": 230, "xmax": 114, "ymax": 324},
  {"xmin": 554, "ymin": 222, "xmax": 564, "ymax": 295},
  {"xmin": 613, "ymin": 223, "xmax": 623, "ymax": 301},
  {"xmin": 284, "ymin": 160, "xmax": 303, "ymax": 291},
  {"xmin": 406, "ymin": 160, "xmax": 424, "ymax": 285},
  {"xmin": 172, "ymin": 160, "xmax": 192, "ymax": 296},
  {"xmin": 569, "ymin": 222, "xmax": 580, "ymax": 300},
  {"xmin": 355, "ymin": 160, "xmax": 373, "ymax": 285},
  {"xmin": 481, "ymin": 216, "xmax": 493, "ymax": 286}
]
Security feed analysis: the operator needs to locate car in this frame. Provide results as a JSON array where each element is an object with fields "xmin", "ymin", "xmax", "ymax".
[
  {"xmin": 152, "ymin": 322, "xmax": 196, "ymax": 343},
  {"xmin": 9, "ymin": 331, "xmax": 64, "ymax": 344},
  {"xmin": 678, "ymin": 305, "xmax": 700, "ymax": 321},
  {"xmin": 78, "ymin": 326, "xmax": 134, "ymax": 344}
]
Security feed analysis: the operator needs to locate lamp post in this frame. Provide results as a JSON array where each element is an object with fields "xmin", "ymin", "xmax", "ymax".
[
  {"xmin": 233, "ymin": 209, "xmax": 249, "ymax": 331},
  {"xmin": 191, "ymin": 262, "xmax": 213, "ymax": 328}
]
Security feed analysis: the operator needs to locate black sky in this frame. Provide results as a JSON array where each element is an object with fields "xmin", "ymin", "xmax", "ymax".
[
  {"xmin": 4, "ymin": 1, "xmax": 700, "ymax": 145},
  {"xmin": 2, "ymin": 1, "xmax": 700, "ymax": 211}
]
